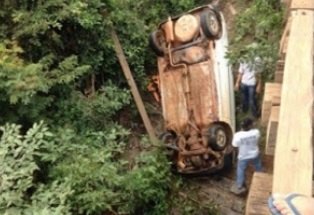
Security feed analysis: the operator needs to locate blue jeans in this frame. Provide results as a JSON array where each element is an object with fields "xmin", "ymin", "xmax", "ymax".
[
  {"xmin": 236, "ymin": 155, "xmax": 262, "ymax": 188},
  {"xmin": 240, "ymin": 84, "xmax": 259, "ymax": 117}
]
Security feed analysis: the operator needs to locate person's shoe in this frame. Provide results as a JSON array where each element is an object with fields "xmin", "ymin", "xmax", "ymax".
[{"xmin": 230, "ymin": 184, "xmax": 247, "ymax": 195}]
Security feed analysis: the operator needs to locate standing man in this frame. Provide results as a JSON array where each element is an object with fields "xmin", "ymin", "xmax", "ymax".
[
  {"xmin": 231, "ymin": 117, "xmax": 262, "ymax": 195},
  {"xmin": 235, "ymin": 60, "xmax": 261, "ymax": 118}
]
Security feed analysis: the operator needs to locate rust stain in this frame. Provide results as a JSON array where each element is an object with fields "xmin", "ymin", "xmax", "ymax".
[{"xmin": 149, "ymin": 4, "xmax": 233, "ymax": 174}]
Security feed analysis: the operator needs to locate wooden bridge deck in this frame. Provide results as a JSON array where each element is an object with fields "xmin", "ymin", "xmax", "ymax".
[
  {"xmin": 245, "ymin": 173, "xmax": 272, "ymax": 215},
  {"xmin": 246, "ymin": 0, "xmax": 314, "ymax": 214},
  {"xmin": 246, "ymin": 173, "xmax": 314, "ymax": 215}
]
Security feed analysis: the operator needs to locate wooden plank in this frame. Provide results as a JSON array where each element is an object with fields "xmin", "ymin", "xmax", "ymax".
[
  {"xmin": 265, "ymin": 106, "xmax": 280, "ymax": 155},
  {"xmin": 274, "ymin": 60, "xmax": 285, "ymax": 82},
  {"xmin": 261, "ymin": 83, "xmax": 282, "ymax": 126},
  {"xmin": 274, "ymin": 71, "xmax": 284, "ymax": 83},
  {"xmin": 290, "ymin": 0, "xmax": 314, "ymax": 9},
  {"xmin": 262, "ymin": 83, "xmax": 282, "ymax": 102},
  {"xmin": 271, "ymin": 96, "xmax": 281, "ymax": 106},
  {"xmin": 246, "ymin": 173, "xmax": 314, "ymax": 215},
  {"xmin": 276, "ymin": 60, "xmax": 285, "ymax": 72},
  {"xmin": 111, "ymin": 30, "xmax": 158, "ymax": 144},
  {"xmin": 273, "ymin": 10, "xmax": 314, "ymax": 196},
  {"xmin": 245, "ymin": 172, "xmax": 272, "ymax": 215}
]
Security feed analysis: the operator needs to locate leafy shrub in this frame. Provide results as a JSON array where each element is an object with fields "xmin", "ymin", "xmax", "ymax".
[
  {"xmin": 42, "ymin": 127, "xmax": 130, "ymax": 215},
  {"xmin": 121, "ymin": 147, "xmax": 172, "ymax": 214},
  {"xmin": 0, "ymin": 121, "xmax": 71, "ymax": 215},
  {"xmin": 227, "ymin": 0, "xmax": 284, "ymax": 81},
  {"xmin": 0, "ymin": 0, "xmax": 220, "ymax": 214},
  {"xmin": 0, "ymin": 121, "xmax": 175, "ymax": 215},
  {"xmin": 51, "ymin": 84, "xmax": 131, "ymax": 131}
]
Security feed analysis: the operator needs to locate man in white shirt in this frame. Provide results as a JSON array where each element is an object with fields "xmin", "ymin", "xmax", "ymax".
[
  {"xmin": 235, "ymin": 61, "xmax": 261, "ymax": 118},
  {"xmin": 231, "ymin": 117, "xmax": 262, "ymax": 195}
]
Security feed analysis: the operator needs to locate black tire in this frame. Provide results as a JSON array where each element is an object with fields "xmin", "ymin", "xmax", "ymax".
[
  {"xmin": 148, "ymin": 30, "xmax": 165, "ymax": 56},
  {"xmin": 200, "ymin": 9, "xmax": 222, "ymax": 40},
  {"xmin": 208, "ymin": 124, "xmax": 229, "ymax": 151},
  {"xmin": 158, "ymin": 131, "xmax": 177, "ymax": 144},
  {"xmin": 159, "ymin": 131, "xmax": 178, "ymax": 168}
]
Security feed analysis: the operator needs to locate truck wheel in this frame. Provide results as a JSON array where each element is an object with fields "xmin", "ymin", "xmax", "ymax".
[
  {"xmin": 200, "ymin": 9, "xmax": 222, "ymax": 40},
  {"xmin": 159, "ymin": 131, "xmax": 177, "ymax": 153},
  {"xmin": 159, "ymin": 131, "xmax": 177, "ymax": 167},
  {"xmin": 159, "ymin": 131, "xmax": 177, "ymax": 144},
  {"xmin": 208, "ymin": 124, "xmax": 229, "ymax": 151},
  {"xmin": 149, "ymin": 30, "xmax": 165, "ymax": 56}
]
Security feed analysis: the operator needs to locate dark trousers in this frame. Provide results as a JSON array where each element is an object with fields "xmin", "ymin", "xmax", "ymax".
[{"xmin": 240, "ymin": 84, "xmax": 259, "ymax": 117}]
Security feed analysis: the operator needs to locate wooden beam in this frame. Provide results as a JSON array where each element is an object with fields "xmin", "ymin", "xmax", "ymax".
[
  {"xmin": 111, "ymin": 30, "xmax": 158, "ymax": 144},
  {"xmin": 274, "ymin": 71, "xmax": 284, "ymax": 83},
  {"xmin": 246, "ymin": 173, "xmax": 314, "ymax": 215},
  {"xmin": 274, "ymin": 60, "xmax": 285, "ymax": 83},
  {"xmin": 265, "ymin": 106, "xmax": 280, "ymax": 156},
  {"xmin": 245, "ymin": 173, "xmax": 273, "ymax": 215},
  {"xmin": 290, "ymin": 0, "xmax": 314, "ymax": 10},
  {"xmin": 261, "ymin": 83, "xmax": 282, "ymax": 126},
  {"xmin": 273, "ymin": 10, "xmax": 314, "ymax": 196},
  {"xmin": 275, "ymin": 60, "xmax": 285, "ymax": 72}
]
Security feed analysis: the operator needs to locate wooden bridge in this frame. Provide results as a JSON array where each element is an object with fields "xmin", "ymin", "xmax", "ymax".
[{"xmin": 246, "ymin": 0, "xmax": 314, "ymax": 214}]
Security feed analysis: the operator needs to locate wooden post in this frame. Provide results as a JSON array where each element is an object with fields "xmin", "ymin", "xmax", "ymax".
[
  {"xmin": 111, "ymin": 30, "xmax": 158, "ymax": 144},
  {"xmin": 272, "ymin": 9, "xmax": 314, "ymax": 195},
  {"xmin": 261, "ymin": 83, "xmax": 281, "ymax": 126}
]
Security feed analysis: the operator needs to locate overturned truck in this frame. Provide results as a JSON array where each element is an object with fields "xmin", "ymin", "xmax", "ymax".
[{"xmin": 148, "ymin": 4, "xmax": 235, "ymax": 174}]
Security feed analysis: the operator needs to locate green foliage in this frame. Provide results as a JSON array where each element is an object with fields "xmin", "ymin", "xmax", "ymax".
[
  {"xmin": 0, "ymin": 0, "xmax": 220, "ymax": 214},
  {"xmin": 172, "ymin": 196, "xmax": 218, "ymax": 215},
  {"xmin": 51, "ymin": 84, "xmax": 131, "ymax": 131},
  {"xmin": 0, "ymin": 121, "xmax": 71, "ymax": 215},
  {"xmin": 227, "ymin": 0, "xmax": 284, "ymax": 81},
  {"xmin": 0, "ymin": 55, "xmax": 90, "ymax": 104},
  {"xmin": 0, "ymin": 121, "xmax": 175, "ymax": 215},
  {"xmin": 0, "ymin": 0, "xmax": 203, "ymax": 124},
  {"xmin": 43, "ymin": 128, "xmax": 129, "ymax": 215},
  {"xmin": 121, "ymin": 146, "xmax": 172, "ymax": 214},
  {"xmin": 44, "ymin": 132, "xmax": 173, "ymax": 215}
]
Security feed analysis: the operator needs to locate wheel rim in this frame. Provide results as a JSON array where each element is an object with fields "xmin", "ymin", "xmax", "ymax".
[
  {"xmin": 208, "ymin": 14, "xmax": 219, "ymax": 35},
  {"xmin": 216, "ymin": 129, "xmax": 227, "ymax": 147}
]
